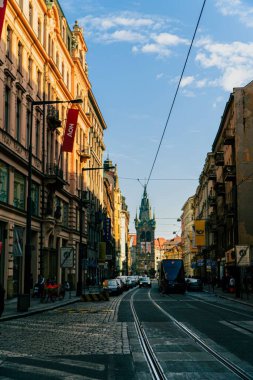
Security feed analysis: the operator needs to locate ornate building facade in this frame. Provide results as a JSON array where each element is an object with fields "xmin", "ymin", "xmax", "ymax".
[{"xmin": 135, "ymin": 186, "xmax": 156, "ymax": 276}]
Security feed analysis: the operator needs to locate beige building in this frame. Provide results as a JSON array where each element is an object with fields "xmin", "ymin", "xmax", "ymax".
[
  {"xmin": 0, "ymin": 0, "xmax": 107, "ymax": 298},
  {"xmin": 181, "ymin": 196, "xmax": 195, "ymax": 277}
]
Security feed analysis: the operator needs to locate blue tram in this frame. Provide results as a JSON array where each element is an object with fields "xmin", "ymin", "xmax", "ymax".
[{"xmin": 158, "ymin": 259, "xmax": 186, "ymax": 294}]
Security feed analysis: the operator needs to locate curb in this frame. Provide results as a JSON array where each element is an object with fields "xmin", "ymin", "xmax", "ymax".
[
  {"xmin": 0, "ymin": 298, "xmax": 80, "ymax": 322},
  {"xmin": 204, "ymin": 289, "xmax": 253, "ymax": 308}
]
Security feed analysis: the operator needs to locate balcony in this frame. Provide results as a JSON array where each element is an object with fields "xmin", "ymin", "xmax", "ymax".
[
  {"xmin": 47, "ymin": 106, "xmax": 61, "ymax": 131},
  {"xmin": 225, "ymin": 204, "xmax": 235, "ymax": 218},
  {"xmin": 223, "ymin": 129, "xmax": 235, "ymax": 145},
  {"xmin": 224, "ymin": 165, "xmax": 236, "ymax": 182},
  {"xmin": 215, "ymin": 151, "xmax": 224, "ymax": 166},
  {"xmin": 81, "ymin": 190, "xmax": 90, "ymax": 208},
  {"xmin": 45, "ymin": 163, "xmax": 65, "ymax": 190},
  {"xmin": 207, "ymin": 213, "xmax": 217, "ymax": 231},
  {"xmin": 207, "ymin": 195, "xmax": 216, "ymax": 206},
  {"xmin": 207, "ymin": 169, "xmax": 216, "ymax": 181},
  {"xmin": 77, "ymin": 147, "xmax": 91, "ymax": 163},
  {"xmin": 214, "ymin": 182, "xmax": 225, "ymax": 196}
]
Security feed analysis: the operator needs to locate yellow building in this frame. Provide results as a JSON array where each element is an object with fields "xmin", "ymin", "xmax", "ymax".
[{"xmin": 0, "ymin": 0, "xmax": 106, "ymax": 297}]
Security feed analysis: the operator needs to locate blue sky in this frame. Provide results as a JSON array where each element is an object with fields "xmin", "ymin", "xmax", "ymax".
[{"xmin": 60, "ymin": 0, "xmax": 253, "ymax": 239}]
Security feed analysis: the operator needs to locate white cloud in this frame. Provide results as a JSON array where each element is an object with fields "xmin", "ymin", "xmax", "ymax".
[
  {"xmin": 156, "ymin": 73, "xmax": 164, "ymax": 79},
  {"xmin": 110, "ymin": 30, "xmax": 144, "ymax": 42},
  {"xmin": 195, "ymin": 38, "xmax": 253, "ymax": 91},
  {"xmin": 79, "ymin": 11, "xmax": 186, "ymax": 58},
  {"xmin": 140, "ymin": 44, "xmax": 171, "ymax": 57},
  {"xmin": 180, "ymin": 76, "xmax": 194, "ymax": 88},
  {"xmin": 212, "ymin": 96, "xmax": 224, "ymax": 108},
  {"xmin": 153, "ymin": 33, "xmax": 189, "ymax": 46},
  {"xmin": 215, "ymin": 0, "xmax": 253, "ymax": 28},
  {"xmin": 181, "ymin": 89, "xmax": 195, "ymax": 98}
]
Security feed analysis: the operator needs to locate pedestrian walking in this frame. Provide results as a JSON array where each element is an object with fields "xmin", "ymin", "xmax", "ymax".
[{"xmin": 0, "ymin": 283, "xmax": 5, "ymax": 317}]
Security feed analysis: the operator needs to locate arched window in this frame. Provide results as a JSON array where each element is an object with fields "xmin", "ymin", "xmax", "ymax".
[{"xmin": 146, "ymin": 231, "xmax": 151, "ymax": 242}]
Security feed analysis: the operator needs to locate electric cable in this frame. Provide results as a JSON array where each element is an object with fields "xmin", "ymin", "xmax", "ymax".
[{"xmin": 146, "ymin": 0, "xmax": 207, "ymax": 188}]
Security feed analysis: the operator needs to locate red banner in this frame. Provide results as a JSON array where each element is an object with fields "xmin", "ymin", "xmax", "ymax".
[
  {"xmin": 61, "ymin": 108, "xmax": 79, "ymax": 152},
  {"xmin": 0, "ymin": 0, "xmax": 7, "ymax": 40}
]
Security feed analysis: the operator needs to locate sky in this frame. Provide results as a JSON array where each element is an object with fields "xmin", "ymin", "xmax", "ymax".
[{"xmin": 60, "ymin": 0, "xmax": 253, "ymax": 240}]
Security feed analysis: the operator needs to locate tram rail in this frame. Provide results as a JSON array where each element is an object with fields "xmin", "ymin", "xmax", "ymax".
[{"xmin": 148, "ymin": 290, "xmax": 253, "ymax": 380}]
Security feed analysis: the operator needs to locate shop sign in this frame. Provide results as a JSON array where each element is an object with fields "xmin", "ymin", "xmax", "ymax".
[
  {"xmin": 225, "ymin": 248, "xmax": 235, "ymax": 264},
  {"xmin": 197, "ymin": 259, "xmax": 204, "ymax": 267}
]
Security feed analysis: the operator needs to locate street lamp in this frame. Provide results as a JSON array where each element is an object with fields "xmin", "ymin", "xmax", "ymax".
[
  {"xmin": 24, "ymin": 98, "xmax": 82, "ymax": 294},
  {"xmin": 76, "ymin": 165, "xmax": 115, "ymax": 296}
]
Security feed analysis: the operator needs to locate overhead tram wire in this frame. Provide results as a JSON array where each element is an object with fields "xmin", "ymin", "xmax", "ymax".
[
  {"xmin": 118, "ymin": 177, "xmax": 198, "ymax": 181},
  {"xmin": 146, "ymin": 0, "xmax": 207, "ymax": 188}
]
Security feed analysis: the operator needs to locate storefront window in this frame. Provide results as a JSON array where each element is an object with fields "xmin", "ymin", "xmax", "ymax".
[
  {"xmin": 0, "ymin": 162, "xmax": 9, "ymax": 204},
  {"xmin": 13, "ymin": 172, "xmax": 25, "ymax": 210}
]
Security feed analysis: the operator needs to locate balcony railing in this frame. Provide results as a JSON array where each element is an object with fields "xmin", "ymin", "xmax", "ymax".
[
  {"xmin": 207, "ymin": 169, "xmax": 216, "ymax": 181},
  {"xmin": 224, "ymin": 165, "xmax": 236, "ymax": 182},
  {"xmin": 223, "ymin": 129, "xmax": 235, "ymax": 145},
  {"xmin": 215, "ymin": 151, "xmax": 224, "ymax": 166},
  {"xmin": 77, "ymin": 147, "xmax": 91, "ymax": 162},
  {"xmin": 214, "ymin": 182, "xmax": 225, "ymax": 196},
  {"xmin": 207, "ymin": 195, "xmax": 216, "ymax": 206},
  {"xmin": 45, "ymin": 163, "xmax": 65, "ymax": 190},
  {"xmin": 47, "ymin": 106, "xmax": 61, "ymax": 131}
]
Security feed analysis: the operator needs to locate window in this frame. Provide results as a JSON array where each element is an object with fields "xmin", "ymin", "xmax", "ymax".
[
  {"xmin": 66, "ymin": 71, "xmax": 69, "ymax": 89},
  {"xmin": 62, "ymin": 25, "xmax": 65, "ymax": 42},
  {"xmin": 4, "ymin": 86, "xmax": 10, "ymax": 132},
  {"xmin": 35, "ymin": 114, "xmax": 40, "ymax": 156},
  {"xmin": 48, "ymin": 34, "xmax": 51, "ymax": 56},
  {"xmin": 31, "ymin": 182, "xmax": 39, "ymax": 216},
  {"xmin": 56, "ymin": 52, "xmax": 59, "ymax": 67},
  {"xmin": 16, "ymin": 98, "xmax": 22, "ymax": 142},
  {"xmin": 17, "ymin": 42, "xmax": 23, "ymax": 73},
  {"xmin": 37, "ymin": 70, "xmax": 42, "ymax": 97},
  {"xmin": 26, "ymin": 106, "xmax": 31, "ymax": 148},
  {"xmin": 0, "ymin": 162, "xmax": 9, "ymax": 204},
  {"xmin": 6, "ymin": 26, "xmax": 12, "ymax": 59},
  {"xmin": 29, "ymin": 2, "xmax": 33, "ymax": 26},
  {"xmin": 28, "ymin": 57, "xmax": 33, "ymax": 86},
  {"xmin": 38, "ymin": 19, "xmax": 42, "ymax": 42},
  {"xmin": 13, "ymin": 172, "xmax": 25, "ymax": 210},
  {"xmin": 62, "ymin": 202, "xmax": 69, "ymax": 227}
]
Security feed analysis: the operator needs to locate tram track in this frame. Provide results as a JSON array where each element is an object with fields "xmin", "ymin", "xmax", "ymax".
[
  {"xmin": 130, "ymin": 290, "xmax": 167, "ymax": 380},
  {"xmin": 148, "ymin": 290, "xmax": 253, "ymax": 380}
]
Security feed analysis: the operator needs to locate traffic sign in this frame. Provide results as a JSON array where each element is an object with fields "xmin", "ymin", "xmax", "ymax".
[
  {"xmin": 235, "ymin": 245, "xmax": 250, "ymax": 266},
  {"xmin": 60, "ymin": 247, "xmax": 74, "ymax": 268}
]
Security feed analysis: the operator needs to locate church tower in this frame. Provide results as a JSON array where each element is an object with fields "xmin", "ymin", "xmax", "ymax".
[{"xmin": 135, "ymin": 185, "xmax": 156, "ymax": 275}]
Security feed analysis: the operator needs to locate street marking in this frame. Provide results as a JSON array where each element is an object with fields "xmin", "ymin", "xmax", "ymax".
[{"xmin": 220, "ymin": 321, "xmax": 253, "ymax": 336}]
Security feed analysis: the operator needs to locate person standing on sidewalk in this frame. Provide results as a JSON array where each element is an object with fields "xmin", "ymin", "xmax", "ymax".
[{"xmin": 0, "ymin": 283, "xmax": 5, "ymax": 317}]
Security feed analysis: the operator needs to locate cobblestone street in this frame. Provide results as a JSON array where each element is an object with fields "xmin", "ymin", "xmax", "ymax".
[{"xmin": 0, "ymin": 300, "xmax": 136, "ymax": 379}]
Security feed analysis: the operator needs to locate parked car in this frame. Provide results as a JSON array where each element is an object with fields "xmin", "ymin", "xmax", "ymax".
[
  {"xmin": 185, "ymin": 277, "xmax": 203, "ymax": 291},
  {"xmin": 103, "ymin": 279, "xmax": 121, "ymax": 296},
  {"xmin": 139, "ymin": 276, "xmax": 151, "ymax": 288}
]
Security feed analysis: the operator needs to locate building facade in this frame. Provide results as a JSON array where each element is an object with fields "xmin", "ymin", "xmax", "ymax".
[{"xmin": 0, "ymin": 0, "xmax": 108, "ymax": 298}]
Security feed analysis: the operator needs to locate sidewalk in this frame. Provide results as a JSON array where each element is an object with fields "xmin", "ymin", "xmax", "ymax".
[
  {"xmin": 0, "ymin": 291, "xmax": 80, "ymax": 322},
  {"xmin": 204, "ymin": 284, "xmax": 253, "ymax": 308}
]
